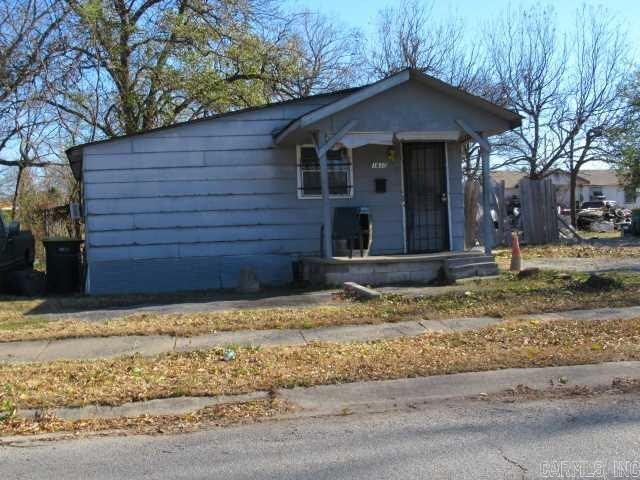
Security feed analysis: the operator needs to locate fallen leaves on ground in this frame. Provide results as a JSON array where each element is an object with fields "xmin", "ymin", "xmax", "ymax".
[{"xmin": 3, "ymin": 315, "xmax": 640, "ymax": 410}]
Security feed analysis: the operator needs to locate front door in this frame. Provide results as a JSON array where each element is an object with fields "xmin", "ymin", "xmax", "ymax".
[{"xmin": 403, "ymin": 142, "xmax": 449, "ymax": 253}]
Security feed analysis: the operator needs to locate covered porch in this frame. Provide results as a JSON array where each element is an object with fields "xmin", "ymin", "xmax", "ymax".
[{"xmin": 274, "ymin": 69, "xmax": 520, "ymax": 286}]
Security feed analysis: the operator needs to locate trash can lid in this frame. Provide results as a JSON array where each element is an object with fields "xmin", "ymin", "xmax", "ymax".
[{"xmin": 42, "ymin": 237, "xmax": 84, "ymax": 244}]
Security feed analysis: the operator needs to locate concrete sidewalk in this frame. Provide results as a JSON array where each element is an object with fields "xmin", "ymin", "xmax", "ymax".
[
  {"xmin": 0, "ymin": 316, "xmax": 498, "ymax": 363},
  {"xmin": 3, "ymin": 305, "xmax": 640, "ymax": 364},
  {"xmin": 17, "ymin": 360, "xmax": 640, "ymax": 422}
]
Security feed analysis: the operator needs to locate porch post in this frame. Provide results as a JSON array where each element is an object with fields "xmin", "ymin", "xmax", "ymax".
[
  {"xmin": 318, "ymin": 143, "xmax": 332, "ymax": 258},
  {"xmin": 455, "ymin": 120, "xmax": 493, "ymax": 256},
  {"xmin": 312, "ymin": 120, "xmax": 358, "ymax": 258},
  {"xmin": 480, "ymin": 134, "xmax": 492, "ymax": 256}
]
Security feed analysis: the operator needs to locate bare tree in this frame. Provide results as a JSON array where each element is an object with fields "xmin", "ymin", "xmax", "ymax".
[
  {"xmin": 0, "ymin": 0, "xmax": 66, "ymax": 162},
  {"xmin": 485, "ymin": 7, "xmax": 570, "ymax": 178},
  {"xmin": 275, "ymin": 11, "xmax": 361, "ymax": 98},
  {"xmin": 561, "ymin": 7, "xmax": 629, "ymax": 225},
  {"xmin": 486, "ymin": 6, "xmax": 630, "ymax": 225},
  {"xmin": 367, "ymin": 0, "xmax": 488, "ymax": 93},
  {"xmin": 0, "ymin": 0, "xmax": 68, "ymax": 218}
]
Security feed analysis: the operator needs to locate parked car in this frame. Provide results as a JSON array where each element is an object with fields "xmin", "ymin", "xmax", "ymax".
[
  {"xmin": 0, "ymin": 216, "xmax": 34, "ymax": 273},
  {"xmin": 580, "ymin": 200, "xmax": 617, "ymax": 210}
]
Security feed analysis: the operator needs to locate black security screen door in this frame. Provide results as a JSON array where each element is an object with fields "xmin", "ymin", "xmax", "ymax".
[{"xmin": 403, "ymin": 142, "xmax": 449, "ymax": 253}]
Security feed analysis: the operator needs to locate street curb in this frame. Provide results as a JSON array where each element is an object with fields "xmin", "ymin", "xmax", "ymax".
[
  {"xmin": 17, "ymin": 391, "xmax": 269, "ymax": 421},
  {"xmin": 277, "ymin": 361, "xmax": 640, "ymax": 416}
]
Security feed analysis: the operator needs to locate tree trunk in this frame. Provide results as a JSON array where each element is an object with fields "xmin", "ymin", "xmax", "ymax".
[{"xmin": 11, "ymin": 165, "xmax": 24, "ymax": 220}]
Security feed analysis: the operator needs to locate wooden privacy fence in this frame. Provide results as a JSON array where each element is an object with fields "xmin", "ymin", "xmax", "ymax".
[
  {"xmin": 519, "ymin": 178, "xmax": 559, "ymax": 245},
  {"xmin": 464, "ymin": 177, "xmax": 559, "ymax": 248},
  {"xmin": 464, "ymin": 180, "xmax": 480, "ymax": 249}
]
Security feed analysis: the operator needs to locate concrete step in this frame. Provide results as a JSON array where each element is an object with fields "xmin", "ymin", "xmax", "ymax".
[{"xmin": 448, "ymin": 262, "xmax": 500, "ymax": 280}]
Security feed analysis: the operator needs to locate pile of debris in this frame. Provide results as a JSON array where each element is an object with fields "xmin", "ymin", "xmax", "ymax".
[{"xmin": 576, "ymin": 200, "xmax": 631, "ymax": 232}]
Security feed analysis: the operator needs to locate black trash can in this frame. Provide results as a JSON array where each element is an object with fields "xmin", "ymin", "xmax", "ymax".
[{"xmin": 43, "ymin": 238, "xmax": 83, "ymax": 294}]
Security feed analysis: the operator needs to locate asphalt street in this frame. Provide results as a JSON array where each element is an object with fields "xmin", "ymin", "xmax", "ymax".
[{"xmin": 3, "ymin": 392, "xmax": 640, "ymax": 479}]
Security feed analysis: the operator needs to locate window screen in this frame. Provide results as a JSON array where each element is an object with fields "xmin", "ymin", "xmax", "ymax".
[{"xmin": 298, "ymin": 147, "xmax": 353, "ymax": 198}]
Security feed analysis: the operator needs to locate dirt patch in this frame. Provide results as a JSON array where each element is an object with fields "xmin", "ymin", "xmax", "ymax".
[
  {"xmin": 0, "ymin": 397, "xmax": 289, "ymax": 438},
  {"xmin": 572, "ymin": 274, "xmax": 624, "ymax": 292},
  {"xmin": 478, "ymin": 377, "xmax": 640, "ymax": 403},
  {"xmin": 516, "ymin": 268, "xmax": 541, "ymax": 279}
]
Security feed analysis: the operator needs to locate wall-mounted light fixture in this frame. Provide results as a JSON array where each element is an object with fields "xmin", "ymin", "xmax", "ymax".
[{"xmin": 386, "ymin": 147, "xmax": 396, "ymax": 162}]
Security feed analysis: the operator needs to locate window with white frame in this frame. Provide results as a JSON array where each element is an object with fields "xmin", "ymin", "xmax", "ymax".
[{"xmin": 297, "ymin": 145, "xmax": 353, "ymax": 198}]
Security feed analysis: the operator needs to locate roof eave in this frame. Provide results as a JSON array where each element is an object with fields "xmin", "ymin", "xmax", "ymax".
[
  {"xmin": 275, "ymin": 69, "xmax": 523, "ymax": 144},
  {"xmin": 274, "ymin": 70, "xmax": 412, "ymax": 145},
  {"xmin": 66, "ymin": 147, "xmax": 83, "ymax": 181}
]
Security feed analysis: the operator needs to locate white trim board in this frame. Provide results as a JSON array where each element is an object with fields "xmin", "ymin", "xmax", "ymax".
[
  {"xmin": 444, "ymin": 142, "xmax": 453, "ymax": 251},
  {"xmin": 399, "ymin": 143, "xmax": 408, "ymax": 254},
  {"xmin": 395, "ymin": 131, "xmax": 460, "ymax": 142}
]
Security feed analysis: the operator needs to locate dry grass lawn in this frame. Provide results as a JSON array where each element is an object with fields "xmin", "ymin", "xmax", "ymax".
[
  {"xmin": 3, "ymin": 315, "xmax": 640, "ymax": 411},
  {"xmin": 2, "ymin": 271, "xmax": 640, "ymax": 342}
]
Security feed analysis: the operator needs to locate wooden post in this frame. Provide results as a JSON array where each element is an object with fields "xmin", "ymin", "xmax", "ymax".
[
  {"xmin": 311, "ymin": 121, "xmax": 358, "ymax": 259},
  {"xmin": 318, "ymin": 145, "xmax": 332, "ymax": 258},
  {"xmin": 480, "ymin": 137, "xmax": 492, "ymax": 256},
  {"xmin": 455, "ymin": 120, "xmax": 493, "ymax": 255}
]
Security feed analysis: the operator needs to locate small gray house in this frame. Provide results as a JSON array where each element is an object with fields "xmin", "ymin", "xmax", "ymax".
[{"xmin": 66, "ymin": 69, "xmax": 520, "ymax": 295}]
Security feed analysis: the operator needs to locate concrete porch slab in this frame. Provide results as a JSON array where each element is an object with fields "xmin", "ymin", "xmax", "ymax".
[{"xmin": 301, "ymin": 251, "xmax": 498, "ymax": 287}]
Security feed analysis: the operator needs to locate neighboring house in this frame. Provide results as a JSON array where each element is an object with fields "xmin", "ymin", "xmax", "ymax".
[
  {"xmin": 580, "ymin": 170, "xmax": 639, "ymax": 207},
  {"xmin": 493, "ymin": 170, "xmax": 590, "ymax": 208},
  {"xmin": 493, "ymin": 169, "xmax": 638, "ymax": 209},
  {"xmin": 66, "ymin": 69, "xmax": 520, "ymax": 295}
]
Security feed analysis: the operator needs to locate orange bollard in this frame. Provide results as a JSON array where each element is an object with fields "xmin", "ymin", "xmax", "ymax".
[{"xmin": 510, "ymin": 231, "xmax": 522, "ymax": 272}]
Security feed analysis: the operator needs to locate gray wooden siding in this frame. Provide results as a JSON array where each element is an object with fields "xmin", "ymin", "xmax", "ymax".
[
  {"xmin": 84, "ymin": 144, "xmax": 404, "ymax": 262},
  {"xmin": 82, "ymin": 90, "xmax": 467, "ymax": 294},
  {"xmin": 82, "ymin": 95, "xmax": 358, "ymax": 294}
]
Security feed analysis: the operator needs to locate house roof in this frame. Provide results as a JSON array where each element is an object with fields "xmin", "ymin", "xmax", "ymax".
[
  {"xmin": 67, "ymin": 69, "xmax": 521, "ymax": 157},
  {"xmin": 65, "ymin": 85, "xmax": 362, "ymax": 156},
  {"xmin": 64, "ymin": 86, "xmax": 361, "ymax": 180},
  {"xmin": 274, "ymin": 69, "xmax": 521, "ymax": 144},
  {"xmin": 491, "ymin": 170, "xmax": 527, "ymax": 189},
  {"xmin": 65, "ymin": 69, "xmax": 521, "ymax": 179},
  {"xmin": 580, "ymin": 169, "xmax": 620, "ymax": 186}
]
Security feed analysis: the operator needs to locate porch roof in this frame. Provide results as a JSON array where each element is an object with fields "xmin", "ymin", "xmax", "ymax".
[{"xmin": 274, "ymin": 69, "xmax": 522, "ymax": 146}]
